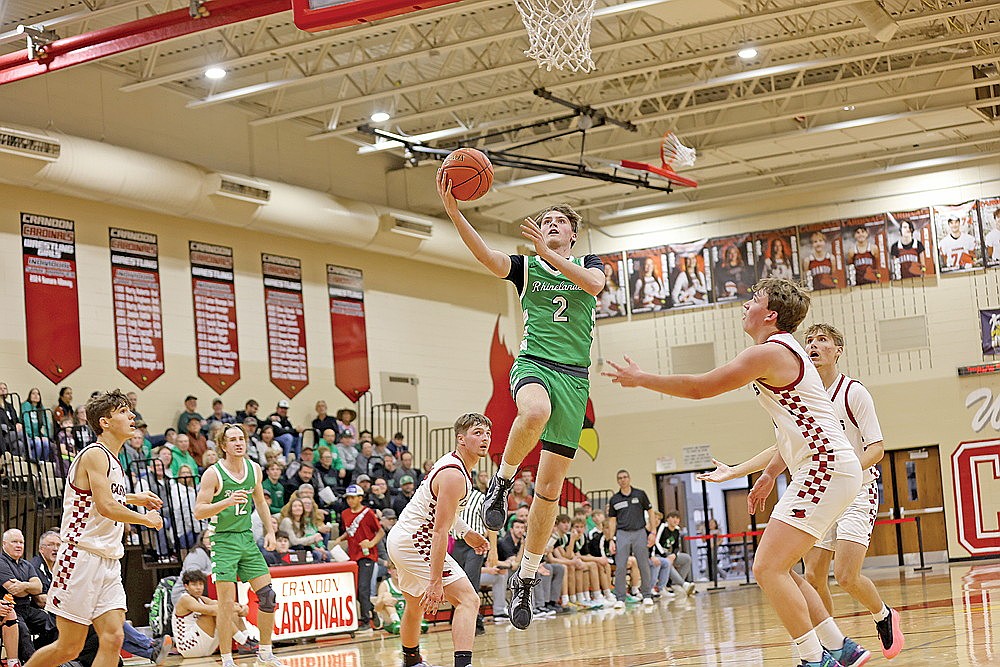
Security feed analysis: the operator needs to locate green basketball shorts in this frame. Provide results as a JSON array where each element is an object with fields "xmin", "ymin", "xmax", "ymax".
[
  {"xmin": 509, "ymin": 356, "xmax": 590, "ymax": 456},
  {"xmin": 210, "ymin": 531, "xmax": 270, "ymax": 583}
]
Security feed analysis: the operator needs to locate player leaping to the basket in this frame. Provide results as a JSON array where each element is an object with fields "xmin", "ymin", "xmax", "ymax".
[{"xmin": 437, "ymin": 170, "xmax": 605, "ymax": 630}]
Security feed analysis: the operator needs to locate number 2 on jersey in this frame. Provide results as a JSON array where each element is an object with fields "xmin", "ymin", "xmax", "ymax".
[{"xmin": 552, "ymin": 295, "xmax": 569, "ymax": 322}]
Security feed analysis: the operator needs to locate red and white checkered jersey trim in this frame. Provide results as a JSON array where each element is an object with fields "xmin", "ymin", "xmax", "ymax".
[{"xmin": 60, "ymin": 443, "xmax": 127, "ymax": 560}]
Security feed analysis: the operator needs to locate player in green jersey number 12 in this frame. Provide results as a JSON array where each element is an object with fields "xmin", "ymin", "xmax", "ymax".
[
  {"xmin": 437, "ymin": 169, "xmax": 606, "ymax": 631},
  {"xmin": 195, "ymin": 425, "xmax": 283, "ymax": 667}
]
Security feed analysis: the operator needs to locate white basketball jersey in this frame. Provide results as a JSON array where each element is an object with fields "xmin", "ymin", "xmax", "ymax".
[
  {"xmin": 395, "ymin": 452, "xmax": 472, "ymax": 540},
  {"xmin": 60, "ymin": 443, "xmax": 128, "ymax": 559},
  {"xmin": 752, "ymin": 333, "xmax": 855, "ymax": 474},
  {"xmin": 827, "ymin": 374, "xmax": 883, "ymax": 485},
  {"xmin": 172, "ymin": 608, "xmax": 204, "ymax": 653}
]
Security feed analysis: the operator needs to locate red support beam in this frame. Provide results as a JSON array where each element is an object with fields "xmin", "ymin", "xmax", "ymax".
[{"xmin": 0, "ymin": 0, "xmax": 291, "ymax": 86}]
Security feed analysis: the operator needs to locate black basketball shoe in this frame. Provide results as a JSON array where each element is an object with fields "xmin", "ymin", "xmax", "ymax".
[
  {"xmin": 508, "ymin": 573, "xmax": 540, "ymax": 630},
  {"xmin": 483, "ymin": 472, "xmax": 515, "ymax": 531}
]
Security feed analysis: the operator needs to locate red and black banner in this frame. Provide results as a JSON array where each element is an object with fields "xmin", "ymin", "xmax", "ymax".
[
  {"xmin": 190, "ymin": 241, "xmax": 241, "ymax": 393},
  {"xmin": 110, "ymin": 228, "xmax": 164, "ymax": 388},
  {"xmin": 21, "ymin": 212, "xmax": 81, "ymax": 383},
  {"xmin": 327, "ymin": 265, "xmax": 370, "ymax": 402},
  {"xmin": 263, "ymin": 253, "xmax": 308, "ymax": 398}
]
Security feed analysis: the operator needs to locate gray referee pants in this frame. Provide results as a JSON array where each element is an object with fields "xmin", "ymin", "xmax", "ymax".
[
  {"xmin": 614, "ymin": 528, "xmax": 652, "ymax": 599},
  {"xmin": 451, "ymin": 540, "xmax": 486, "ymax": 618},
  {"xmin": 533, "ymin": 562, "xmax": 566, "ymax": 608}
]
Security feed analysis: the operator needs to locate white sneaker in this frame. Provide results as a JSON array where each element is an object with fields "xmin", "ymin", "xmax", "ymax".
[
  {"xmin": 683, "ymin": 582, "xmax": 697, "ymax": 596},
  {"xmin": 613, "ymin": 600, "xmax": 625, "ymax": 609},
  {"xmin": 642, "ymin": 597, "xmax": 654, "ymax": 606},
  {"xmin": 256, "ymin": 655, "xmax": 286, "ymax": 667}
]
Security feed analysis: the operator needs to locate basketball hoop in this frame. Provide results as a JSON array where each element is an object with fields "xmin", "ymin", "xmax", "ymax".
[
  {"xmin": 661, "ymin": 132, "xmax": 697, "ymax": 169},
  {"xmin": 514, "ymin": 0, "xmax": 598, "ymax": 72}
]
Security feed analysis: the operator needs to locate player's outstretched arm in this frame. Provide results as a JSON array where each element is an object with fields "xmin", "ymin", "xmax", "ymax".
[
  {"xmin": 80, "ymin": 449, "xmax": 162, "ymax": 529},
  {"xmin": 697, "ymin": 446, "xmax": 779, "ymax": 483},
  {"xmin": 436, "ymin": 168, "xmax": 511, "ymax": 278},
  {"xmin": 603, "ymin": 345, "xmax": 776, "ymax": 399},
  {"xmin": 519, "ymin": 217, "xmax": 605, "ymax": 296}
]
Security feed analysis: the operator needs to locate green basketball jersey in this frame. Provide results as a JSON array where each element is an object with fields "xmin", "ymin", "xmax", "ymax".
[
  {"xmin": 518, "ymin": 255, "xmax": 597, "ymax": 368},
  {"xmin": 210, "ymin": 458, "xmax": 255, "ymax": 534}
]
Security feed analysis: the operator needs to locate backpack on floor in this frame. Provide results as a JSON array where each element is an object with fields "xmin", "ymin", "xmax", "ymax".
[{"xmin": 147, "ymin": 575, "xmax": 177, "ymax": 639}]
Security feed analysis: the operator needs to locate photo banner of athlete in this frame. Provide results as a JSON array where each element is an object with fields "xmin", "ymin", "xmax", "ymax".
[
  {"xmin": 262, "ymin": 253, "xmax": 309, "ymax": 398},
  {"xmin": 797, "ymin": 221, "xmax": 845, "ymax": 291},
  {"xmin": 933, "ymin": 201, "xmax": 983, "ymax": 274},
  {"xmin": 109, "ymin": 227, "xmax": 164, "ymax": 388},
  {"xmin": 978, "ymin": 197, "xmax": 1000, "ymax": 268},
  {"xmin": 20, "ymin": 212, "xmax": 81, "ymax": 383},
  {"xmin": 626, "ymin": 246, "xmax": 670, "ymax": 314},
  {"xmin": 666, "ymin": 239, "xmax": 712, "ymax": 308},
  {"xmin": 708, "ymin": 234, "xmax": 755, "ymax": 303},
  {"xmin": 886, "ymin": 209, "xmax": 935, "ymax": 281},
  {"xmin": 327, "ymin": 264, "xmax": 371, "ymax": 402},
  {"xmin": 753, "ymin": 227, "xmax": 800, "ymax": 282},
  {"xmin": 595, "ymin": 252, "xmax": 628, "ymax": 320},
  {"xmin": 190, "ymin": 241, "xmax": 241, "ymax": 393},
  {"xmin": 841, "ymin": 214, "xmax": 889, "ymax": 286}
]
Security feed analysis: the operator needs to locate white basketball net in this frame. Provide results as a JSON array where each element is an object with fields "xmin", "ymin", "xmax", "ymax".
[
  {"xmin": 514, "ymin": 0, "xmax": 598, "ymax": 72},
  {"xmin": 661, "ymin": 132, "xmax": 697, "ymax": 169}
]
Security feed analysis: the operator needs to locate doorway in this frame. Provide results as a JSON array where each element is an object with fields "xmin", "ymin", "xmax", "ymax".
[{"xmin": 869, "ymin": 445, "xmax": 947, "ymax": 563}]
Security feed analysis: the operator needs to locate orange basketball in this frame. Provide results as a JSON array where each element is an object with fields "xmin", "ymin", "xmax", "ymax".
[{"xmin": 441, "ymin": 147, "xmax": 493, "ymax": 201}]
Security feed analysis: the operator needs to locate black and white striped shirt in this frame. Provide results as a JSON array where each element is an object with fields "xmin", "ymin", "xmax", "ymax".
[{"xmin": 456, "ymin": 487, "xmax": 486, "ymax": 538}]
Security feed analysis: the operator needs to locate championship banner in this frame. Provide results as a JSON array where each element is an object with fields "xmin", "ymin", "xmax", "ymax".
[
  {"xmin": 981, "ymin": 309, "xmax": 1000, "ymax": 356},
  {"xmin": 109, "ymin": 228, "xmax": 164, "ymax": 388},
  {"xmin": 797, "ymin": 221, "xmax": 844, "ymax": 291},
  {"xmin": 190, "ymin": 241, "xmax": 241, "ymax": 393},
  {"xmin": 978, "ymin": 197, "xmax": 1000, "ymax": 268},
  {"xmin": 327, "ymin": 265, "xmax": 371, "ymax": 402},
  {"xmin": 886, "ymin": 208, "xmax": 935, "ymax": 280},
  {"xmin": 841, "ymin": 214, "xmax": 889, "ymax": 286},
  {"xmin": 933, "ymin": 201, "xmax": 982, "ymax": 274},
  {"xmin": 20, "ymin": 212, "xmax": 81, "ymax": 383},
  {"xmin": 262, "ymin": 253, "xmax": 308, "ymax": 398},
  {"xmin": 753, "ymin": 227, "xmax": 800, "ymax": 282},
  {"xmin": 707, "ymin": 234, "xmax": 755, "ymax": 303},
  {"xmin": 666, "ymin": 239, "xmax": 712, "ymax": 308},
  {"xmin": 626, "ymin": 246, "xmax": 670, "ymax": 313},
  {"xmin": 595, "ymin": 252, "xmax": 628, "ymax": 320}
]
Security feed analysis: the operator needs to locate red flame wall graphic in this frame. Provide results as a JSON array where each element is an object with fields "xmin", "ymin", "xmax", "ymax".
[{"xmin": 484, "ymin": 317, "xmax": 596, "ymax": 505}]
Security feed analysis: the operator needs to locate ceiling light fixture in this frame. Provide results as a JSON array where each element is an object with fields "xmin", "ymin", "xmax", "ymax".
[
  {"xmin": 738, "ymin": 47, "xmax": 757, "ymax": 60},
  {"xmin": 204, "ymin": 66, "xmax": 226, "ymax": 80},
  {"xmin": 370, "ymin": 111, "xmax": 391, "ymax": 123}
]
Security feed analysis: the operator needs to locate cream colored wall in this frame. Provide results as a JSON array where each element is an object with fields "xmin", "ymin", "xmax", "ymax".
[{"xmin": 0, "ymin": 184, "xmax": 511, "ymax": 437}]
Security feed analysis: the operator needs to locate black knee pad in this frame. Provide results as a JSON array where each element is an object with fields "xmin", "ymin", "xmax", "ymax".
[
  {"xmin": 256, "ymin": 584, "xmax": 277, "ymax": 613},
  {"xmin": 3, "ymin": 619, "xmax": 16, "ymax": 627}
]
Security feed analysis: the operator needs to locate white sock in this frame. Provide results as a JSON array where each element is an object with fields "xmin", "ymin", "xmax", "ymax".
[
  {"xmin": 793, "ymin": 629, "xmax": 823, "ymax": 663},
  {"xmin": 518, "ymin": 551, "xmax": 543, "ymax": 580},
  {"xmin": 498, "ymin": 460, "xmax": 518, "ymax": 480},
  {"xmin": 815, "ymin": 617, "xmax": 846, "ymax": 650},
  {"xmin": 9, "ymin": 660, "xmax": 21, "ymax": 667},
  {"xmin": 560, "ymin": 594, "xmax": 569, "ymax": 605},
  {"xmin": 872, "ymin": 604, "xmax": 890, "ymax": 622},
  {"xmin": 571, "ymin": 593, "xmax": 580, "ymax": 603},
  {"xmin": 233, "ymin": 629, "xmax": 248, "ymax": 645},
  {"xmin": 259, "ymin": 643, "xmax": 273, "ymax": 658},
  {"xmin": 390, "ymin": 610, "xmax": 401, "ymax": 623},
  {"xmin": 582, "ymin": 591, "xmax": 592, "ymax": 601},
  {"xmin": 221, "ymin": 653, "xmax": 236, "ymax": 667},
  {"xmin": 603, "ymin": 589, "xmax": 613, "ymax": 599}
]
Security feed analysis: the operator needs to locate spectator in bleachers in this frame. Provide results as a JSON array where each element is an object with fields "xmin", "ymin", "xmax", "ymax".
[
  {"xmin": 200, "ymin": 448, "xmax": 219, "ymax": 472},
  {"xmin": 235, "ymin": 399, "xmax": 261, "ymax": 430},
  {"xmin": 474, "ymin": 470, "xmax": 489, "ymax": 494},
  {"xmin": 571, "ymin": 517, "xmax": 615, "ymax": 605},
  {"xmin": 184, "ymin": 416, "xmax": 209, "ymax": 467},
  {"xmin": 172, "ymin": 570, "xmax": 256, "ymax": 658},
  {"xmin": 353, "ymin": 474, "xmax": 372, "ymax": 502},
  {"xmin": 394, "ymin": 450, "xmax": 422, "ymax": 487},
  {"xmin": 358, "ymin": 429, "xmax": 372, "ymax": 444},
  {"xmin": 138, "ymin": 458, "xmax": 173, "ymax": 557},
  {"xmin": 315, "ymin": 442, "xmax": 345, "ymax": 489},
  {"xmin": 126, "ymin": 391, "xmax": 142, "ymax": 422},
  {"xmin": 652, "ymin": 511, "xmax": 696, "ymax": 596},
  {"xmin": 283, "ymin": 461, "xmax": 318, "ymax": 500},
  {"xmin": 252, "ymin": 425, "xmax": 283, "ymax": 467},
  {"xmin": 335, "ymin": 432, "xmax": 358, "ymax": 482},
  {"xmin": 72, "ymin": 410, "xmax": 96, "ymax": 451},
  {"xmin": 53, "ymin": 386, "xmax": 74, "ymax": 426},
  {"xmin": 278, "ymin": 498, "xmax": 329, "ymax": 561},
  {"xmin": 580, "ymin": 500, "xmax": 596, "ymax": 530},
  {"xmin": 283, "ymin": 443, "xmax": 316, "ymax": 482},
  {"xmin": 172, "ymin": 531, "xmax": 213, "ymax": 604},
  {"xmin": 506, "ymin": 478, "xmax": 532, "ymax": 514},
  {"xmin": 159, "ymin": 427, "xmax": 177, "ymax": 448},
  {"xmin": 355, "ymin": 440, "xmax": 374, "ymax": 478},
  {"xmin": 366, "ymin": 477, "xmax": 391, "ymax": 512},
  {"xmin": 262, "ymin": 462, "xmax": 286, "ymax": 515},
  {"xmin": 267, "ymin": 399, "xmax": 302, "ymax": 458},
  {"xmin": 171, "ymin": 464, "xmax": 203, "ymax": 548},
  {"xmin": 420, "ymin": 458, "xmax": 434, "ymax": 478},
  {"xmin": 387, "ymin": 431, "xmax": 407, "ymax": 456},
  {"xmin": 336, "ymin": 408, "xmax": 358, "ymax": 440},
  {"xmin": 0, "ymin": 381, "xmax": 23, "ymax": 455},
  {"xmin": 312, "ymin": 401, "xmax": 340, "ymax": 443},
  {"xmin": 549, "ymin": 515, "xmax": 601, "ymax": 609},
  {"xmin": 519, "ymin": 469, "xmax": 535, "ymax": 496},
  {"xmin": 332, "ymin": 484, "xmax": 382, "ymax": 631},
  {"xmin": 391, "ymin": 475, "xmax": 416, "ymax": 515},
  {"xmin": 169, "ymin": 433, "xmax": 199, "ymax": 478},
  {"xmin": 504, "ymin": 504, "xmax": 530, "ymax": 535},
  {"xmin": 204, "ymin": 398, "xmax": 236, "ymax": 432},
  {"xmin": 119, "ymin": 430, "xmax": 148, "ymax": 473},
  {"xmin": 371, "ymin": 435, "xmax": 391, "ymax": 460},
  {"xmin": 53, "ymin": 417, "xmax": 76, "ymax": 476},
  {"xmin": 264, "ymin": 531, "xmax": 304, "ymax": 566},
  {"xmin": 30, "ymin": 530, "xmax": 60, "ymax": 601},
  {"xmin": 20, "ymin": 387, "xmax": 51, "ymax": 461},
  {"xmin": 0, "ymin": 588, "xmax": 21, "ymax": 667},
  {"xmin": 0, "ymin": 529, "xmax": 55, "ymax": 662},
  {"xmin": 381, "ymin": 454, "xmax": 400, "ymax": 492},
  {"xmin": 301, "ymin": 495, "xmax": 336, "ymax": 539},
  {"xmin": 177, "ymin": 395, "xmax": 203, "ymax": 434}
]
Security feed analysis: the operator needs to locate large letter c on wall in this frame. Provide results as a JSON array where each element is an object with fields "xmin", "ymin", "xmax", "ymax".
[{"xmin": 952, "ymin": 440, "xmax": 1000, "ymax": 556}]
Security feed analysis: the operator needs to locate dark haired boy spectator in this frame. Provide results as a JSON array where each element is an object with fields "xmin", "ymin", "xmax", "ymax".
[
  {"xmin": 262, "ymin": 462, "xmax": 287, "ymax": 515},
  {"xmin": 264, "ymin": 532, "xmax": 303, "ymax": 566},
  {"xmin": 391, "ymin": 475, "xmax": 416, "ymax": 515},
  {"xmin": 235, "ymin": 399, "xmax": 262, "ymax": 430},
  {"xmin": 283, "ymin": 461, "xmax": 318, "ymax": 500},
  {"xmin": 394, "ymin": 450, "xmax": 421, "ymax": 487},
  {"xmin": 204, "ymin": 398, "xmax": 236, "ymax": 432},
  {"xmin": 387, "ymin": 431, "xmax": 407, "ymax": 456}
]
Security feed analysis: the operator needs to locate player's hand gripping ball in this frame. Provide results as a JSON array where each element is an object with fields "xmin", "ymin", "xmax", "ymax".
[{"xmin": 440, "ymin": 148, "xmax": 493, "ymax": 201}]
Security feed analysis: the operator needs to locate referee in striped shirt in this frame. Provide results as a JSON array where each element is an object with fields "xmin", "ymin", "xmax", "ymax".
[{"xmin": 451, "ymin": 487, "xmax": 494, "ymax": 635}]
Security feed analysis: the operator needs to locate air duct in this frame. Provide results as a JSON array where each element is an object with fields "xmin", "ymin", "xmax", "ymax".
[
  {"xmin": 853, "ymin": 2, "xmax": 898, "ymax": 43},
  {"xmin": 0, "ymin": 122, "xmax": 516, "ymax": 272}
]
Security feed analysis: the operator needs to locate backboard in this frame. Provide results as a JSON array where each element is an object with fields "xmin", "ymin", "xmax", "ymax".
[{"xmin": 292, "ymin": 0, "xmax": 464, "ymax": 32}]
